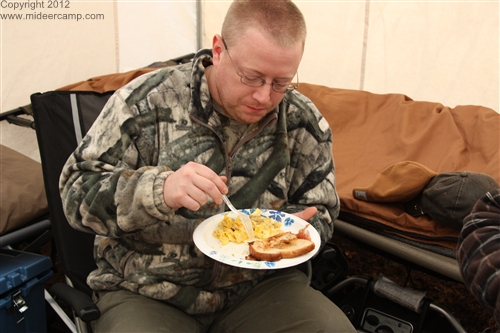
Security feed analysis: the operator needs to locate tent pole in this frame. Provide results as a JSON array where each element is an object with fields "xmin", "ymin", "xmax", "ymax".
[{"xmin": 196, "ymin": 0, "xmax": 203, "ymax": 51}]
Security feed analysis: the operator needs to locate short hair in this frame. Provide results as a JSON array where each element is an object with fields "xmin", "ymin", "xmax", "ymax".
[{"xmin": 221, "ymin": 0, "xmax": 307, "ymax": 49}]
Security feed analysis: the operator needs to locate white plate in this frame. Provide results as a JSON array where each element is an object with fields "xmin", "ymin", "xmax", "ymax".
[{"xmin": 193, "ymin": 209, "xmax": 321, "ymax": 269}]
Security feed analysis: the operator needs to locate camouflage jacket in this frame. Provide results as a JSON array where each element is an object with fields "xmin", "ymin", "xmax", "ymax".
[{"xmin": 59, "ymin": 49, "xmax": 339, "ymax": 314}]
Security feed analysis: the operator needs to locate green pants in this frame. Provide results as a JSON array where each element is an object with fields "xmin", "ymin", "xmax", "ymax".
[{"xmin": 92, "ymin": 268, "xmax": 356, "ymax": 333}]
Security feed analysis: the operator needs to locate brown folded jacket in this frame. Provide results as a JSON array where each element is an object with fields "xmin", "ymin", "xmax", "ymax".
[
  {"xmin": 57, "ymin": 68, "xmax": 159, "ymax": 92},
  {"xmin": 298, "ymin": 83, "xmax": 499, "ymax": 249}
]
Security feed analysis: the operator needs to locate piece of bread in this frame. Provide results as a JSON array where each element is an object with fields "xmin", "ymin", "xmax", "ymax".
[{"xmin": 247, "ymin": 230, "xmax": 315, "ymax": 261}]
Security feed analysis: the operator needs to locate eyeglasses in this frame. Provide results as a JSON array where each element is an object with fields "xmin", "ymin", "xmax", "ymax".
[{"xmin": 222, "ymin": 38, "xmax": 299, "ymax": 93}]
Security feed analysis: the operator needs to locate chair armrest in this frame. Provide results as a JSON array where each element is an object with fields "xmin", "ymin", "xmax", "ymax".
[{"xmin": 50, "ymin": 282, "xmax": 101, "ymax": 322}]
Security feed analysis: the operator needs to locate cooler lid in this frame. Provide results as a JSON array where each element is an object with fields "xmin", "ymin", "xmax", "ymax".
[{"xmin": 0, "ymin": 249, "xmax": 52, "ymax": 294}]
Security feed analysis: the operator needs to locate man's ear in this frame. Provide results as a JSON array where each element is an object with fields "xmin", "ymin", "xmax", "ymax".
[{"xmin": 212, "ymin": 34, "xmax": 224, "ymax": 65}]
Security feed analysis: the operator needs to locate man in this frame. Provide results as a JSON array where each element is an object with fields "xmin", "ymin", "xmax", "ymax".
[
  {"xmin": 458, "ymin": 188, "xmax": 500, "ymax": 332},
  {"xmin": 60, "ymin": 1, "xmax": 356, "ymax": 332}
]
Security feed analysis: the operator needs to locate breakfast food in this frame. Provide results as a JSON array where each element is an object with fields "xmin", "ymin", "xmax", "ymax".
[
  {"xmin": 213, "ymin": 209, "xmax": 282, "ymax": 245},
  {"xmin": 212, "ymin": 209, "xmax": 316, "ymax": 262},
  {"xmin": 247, "ymin": 226, "xmax": 315, "ymax": 261}
]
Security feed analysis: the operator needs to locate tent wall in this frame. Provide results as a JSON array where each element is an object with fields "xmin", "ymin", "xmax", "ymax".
[
  {"xmin": 1, "ymin": 1, "xmax": 498, "ymax": 162},
  {"xmin": 1, "ymin": 1, "xmax": 197, "ymax": 161},
  {"xmin": 202, "ymin": 1, "xmax": 498, "ymax": 113},
  {"xmin": 115, "ymin": 2, "xmax": 197, "ymax": 73}
]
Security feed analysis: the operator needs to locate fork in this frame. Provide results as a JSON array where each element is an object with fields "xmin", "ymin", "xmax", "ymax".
[{"xmin": 222, "ymin": 195, "xmax": 255, "ymax": 240}]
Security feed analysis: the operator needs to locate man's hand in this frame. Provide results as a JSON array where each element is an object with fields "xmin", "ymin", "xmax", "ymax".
[
  {"xmin": 163, "ymin": 162, "xmax": 228, "ymax": 211},
  {"xmin": 293, "ymin": 206, "xmax": 318, "ymax": 221}
]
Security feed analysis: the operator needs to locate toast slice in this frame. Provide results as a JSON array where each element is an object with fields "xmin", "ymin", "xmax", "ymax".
[{"xmin": 248, "ymin": 229, "xmax": 315, "ymax": 261}]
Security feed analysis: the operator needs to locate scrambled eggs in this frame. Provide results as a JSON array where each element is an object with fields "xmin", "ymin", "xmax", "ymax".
[{"xmin": 213, "ymin": 209, "xmax": 283, "ymax": 245}]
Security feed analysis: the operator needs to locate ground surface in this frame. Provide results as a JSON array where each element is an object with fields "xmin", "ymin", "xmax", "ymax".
[
  {"xmin": 41, "ymin": 233, "xmax": 496, "ymax": 333},
  {"xmin": 330, "ymin": 232, "xmax": 496, "ymax": 333}
]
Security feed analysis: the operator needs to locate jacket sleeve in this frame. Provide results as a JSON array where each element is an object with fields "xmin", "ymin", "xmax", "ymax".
[
  {"xmin": 457, "ymin": 188, "xmax": 500, "ymax": 326},
  {"xmin": 59, "ymin": 88, "xmax": 175, "ymax": 238},
  {"xmin": 282, "ymin": 96, "xmax": 339, "ymax": 246}
]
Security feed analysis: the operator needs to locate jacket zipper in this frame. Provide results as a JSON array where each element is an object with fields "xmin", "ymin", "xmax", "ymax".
[
  {"xmin": 189, "ymin": 111, "xmax": 277, "ymax": 187},
  {"xmin": 189, "ymin": 111, "xmax": 278, "ymax": 288}
]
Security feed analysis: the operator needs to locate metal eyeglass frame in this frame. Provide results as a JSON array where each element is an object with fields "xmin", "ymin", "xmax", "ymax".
[{"xmin": 222, "ymin": 38, "xmax": 299, "ymax": 93}]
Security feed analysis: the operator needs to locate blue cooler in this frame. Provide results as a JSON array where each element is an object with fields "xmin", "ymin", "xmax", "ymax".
[{"xmin": 0, "ymin": 249, "xmax": 53, "ymax": 333}]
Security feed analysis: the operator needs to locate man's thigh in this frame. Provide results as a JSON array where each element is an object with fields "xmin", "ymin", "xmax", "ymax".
[
  {"xmin": 210, "ymin": 268, "xmax": 356, "ymax": 333},
  {"xmin": 92, "ymin": 290, "xmax": 205, "ymax": 333}
]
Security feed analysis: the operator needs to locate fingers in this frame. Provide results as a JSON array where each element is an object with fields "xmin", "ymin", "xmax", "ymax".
[
  {"xmin": 184, "ymin": 188, "xmax": 211, "ymax": 211},
  {"xmin": 163, "ymin": 162, "xmax": 228, "ymax": 211},
  {"xmin": 190, "ymin": 165, "xmax": 228, "ymax": 206},
  {"xmin": 292, "ymin": 206, "xmax": 318, "ymax": 221}
]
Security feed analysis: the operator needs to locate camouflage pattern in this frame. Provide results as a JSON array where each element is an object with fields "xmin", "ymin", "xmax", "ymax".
[{"xmin": 59, "ymin": 49, "xmax": 339, "ymax": 314}]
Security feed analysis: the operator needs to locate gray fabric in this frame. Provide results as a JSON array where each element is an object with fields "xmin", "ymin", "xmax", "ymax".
[
  {"xmin": 70, "ymin": 93, "xmax": 83, "ymax": 144},
  {"xmin": 93, "ymin": 268, "xmax": 356, "ymax": 333}
]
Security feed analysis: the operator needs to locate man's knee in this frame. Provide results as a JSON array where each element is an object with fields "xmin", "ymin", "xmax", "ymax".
[{"xmin": 93, "ymin": 290, "xmax": 203, "ymax": 333}]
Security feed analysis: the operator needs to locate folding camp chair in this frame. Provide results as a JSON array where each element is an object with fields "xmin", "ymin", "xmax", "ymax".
[
  {"xmin": 31, "ymin": 89, "xmax": 111, "ymax": 333},
  {"xmin": 28, "ymin": 53, "xmax": 355, "ymax": 332},
  {"xmin": 29, "ymin": 89, "xmax": 346, "ymax": 333}
]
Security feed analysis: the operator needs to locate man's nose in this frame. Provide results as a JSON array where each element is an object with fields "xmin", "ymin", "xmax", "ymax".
[{"xmin": 252, "ymin": 84, "xmax": 273, "ymax": 104}]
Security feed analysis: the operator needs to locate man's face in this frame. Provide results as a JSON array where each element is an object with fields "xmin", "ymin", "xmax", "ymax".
[{"xmin": 209, "ymin": 28, "xmax": 303, "ymax": 124}]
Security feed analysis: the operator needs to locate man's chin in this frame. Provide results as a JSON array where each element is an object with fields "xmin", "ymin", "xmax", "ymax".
[
  {"xmin": 228, "ymin": 105, "xmax": 268, "ymax": 123},
  {"xmin": 242, "ymin": 108, "xmax": 270, "ymax": 123},
  {"xmin": 241, "ymin": 113, "xmax": 265, "ymax": 124}
]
